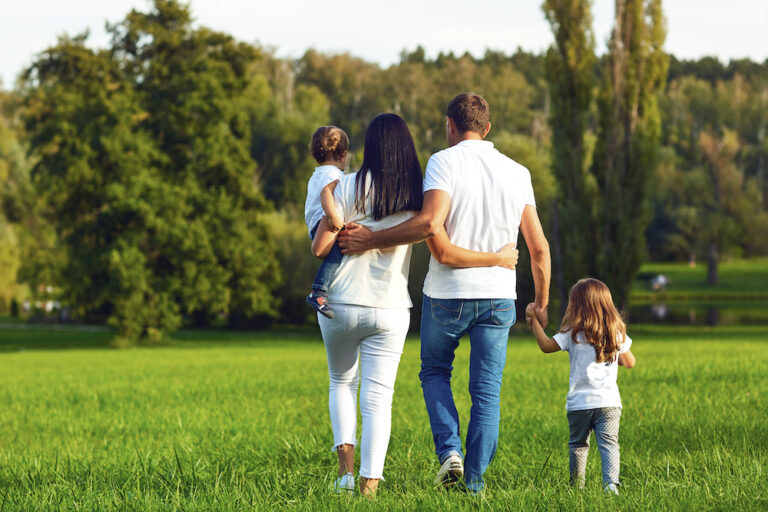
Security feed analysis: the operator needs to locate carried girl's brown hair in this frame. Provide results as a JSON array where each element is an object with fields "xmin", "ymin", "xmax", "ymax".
[
  {"xmin": 560, "ymin": 278, "xmax": 626, "ymax": 363},
  {"xmin": 310, "ymin": 126, "xmax": 349, "ymax": 164}
]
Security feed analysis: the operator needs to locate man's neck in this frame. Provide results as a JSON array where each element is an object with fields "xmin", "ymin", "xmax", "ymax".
[
  {"xmin": 451, "ymin": 131, "xmax": 484, "ymax": 146},
  {"xmin": 459, "ymin": 132, "xmax": 484, "ymax": 141}
]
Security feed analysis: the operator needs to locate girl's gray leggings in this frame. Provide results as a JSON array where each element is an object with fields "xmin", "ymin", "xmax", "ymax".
[{"xmin": 567, "ymin": 407, "xmax": 621, "ymax": 487}]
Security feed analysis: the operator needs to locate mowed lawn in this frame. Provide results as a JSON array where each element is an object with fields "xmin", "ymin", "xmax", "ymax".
[
  {"xmin": 0, "ymin": 325, "xmax": 766, "ymax": 511},
  {"xmin": 632, "ymin": 258, "xmax": 768, "ymax": 299}
]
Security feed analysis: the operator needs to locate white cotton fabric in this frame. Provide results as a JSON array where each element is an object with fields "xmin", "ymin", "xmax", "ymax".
[
  {"xmin": 422, "ymin": 140, "xmax": 536, "ymax": 299},
  {"xmin": 304, "ymin": 164, "xmax": 344, "ymax": 237},
  {"xmin": 319, "ymin": 304, "xmax": 410, "ymax": 479},
  {"xmin": 327, "ymin": 172, "xmax": 416, "ymax": 309},
  {"xmin": 553, "ymin": 330, "xmax": 633, "ymax": 411}
]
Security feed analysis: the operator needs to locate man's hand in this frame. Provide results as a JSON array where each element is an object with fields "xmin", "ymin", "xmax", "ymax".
[
  {"xmin": 530, "ymin": 302, "xmax": 548, "ymax": 329},
  {"xmin": 337, "ymin": 223, "xmax": 373, "ymax": 254},
  {"xmin": 520, "ymin": 205, "xmax": 550, "ymax": 328},
  {"xmin": 497, "ymin": 243, "xmax": 518, "ymax": 270}
]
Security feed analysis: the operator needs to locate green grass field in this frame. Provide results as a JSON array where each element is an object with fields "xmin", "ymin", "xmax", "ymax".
[
  {"xmin": 1, "ymin": 324, "xmax": 766, "ymax": 511},
  {"xmin": 632, "ymin": 258, "xmax": 768, "ymax": 300}
]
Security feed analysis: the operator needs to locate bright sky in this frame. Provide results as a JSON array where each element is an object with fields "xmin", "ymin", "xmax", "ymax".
[{"xmin": 2, "ymin": 0, "xmax": 767, "ymax": 86}]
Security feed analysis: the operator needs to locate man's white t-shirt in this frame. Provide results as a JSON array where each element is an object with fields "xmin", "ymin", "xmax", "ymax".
[
  {"xmin": 327, "ymin": 172, "xmax": 416, "ymax": 309},
  {"xmin": 553, "ymin": 330, "xmax": 633, "ymax": 411},
  {"xmin": 422, "ymin": 140, "xmax": 536, "ymax": 299},
  {"xmin": 304, "ymin": 165, "xmax": 344, "ymax": 237}
]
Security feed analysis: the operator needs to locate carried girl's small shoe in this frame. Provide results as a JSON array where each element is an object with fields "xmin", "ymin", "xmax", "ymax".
[{"xmin": 331, "ymin": 473, "xmax": 355, "ymax": 494}]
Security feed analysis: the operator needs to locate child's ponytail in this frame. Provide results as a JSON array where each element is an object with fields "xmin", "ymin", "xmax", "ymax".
[{"xmin": 310, "ymin": 126, "xmax": 349, "ymax": 164}]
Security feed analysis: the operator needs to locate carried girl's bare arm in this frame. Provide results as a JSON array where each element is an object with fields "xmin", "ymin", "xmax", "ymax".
[
  {"xmin": 311, "ymin": 217, "xmax": 338, "ymax": 259},
  {"xmin": 320, "ymin": 181, "xmax": 344, "ymax": 233}
]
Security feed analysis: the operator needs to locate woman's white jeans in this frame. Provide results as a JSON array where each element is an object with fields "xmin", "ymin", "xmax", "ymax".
[{"xmin": 318, "ymin": 304, "xmax": 410, "ymax": 479}]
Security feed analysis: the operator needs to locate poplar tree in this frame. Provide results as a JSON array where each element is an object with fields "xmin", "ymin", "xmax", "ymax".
[
  {"xmin": 542, "ymin": 0, "xmax": 597, "ymax": 310},
  {"xmin": 592, "ymin": 0, "xmax": 669, "ymax": 306}
]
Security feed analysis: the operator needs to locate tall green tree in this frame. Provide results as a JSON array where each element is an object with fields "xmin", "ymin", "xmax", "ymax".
[
  {"xmin": 697, "ymin": 128, "xmax": 748, "ymax": 284},
  {"xmin": 591, "ymin": 0, "xmax": 669, "ymax": 306},
  {"xmin": 22, "ymin": 1, "xmax": 279, "ymax": 340},
  {"xmin": 110, "ymin": 0, "xmax": 280, "ymax": 329},
  {"xmin": 22, "ymin": 34, "xmax": 163, "ymax": 332},
  {"xmin": 0, "ymin": 89, "xmax": 27, "ymax": 311},
  {"xmin": 0, "ymin": 87, "xmax": 60, "ymax": 308},
  {"xmin": 542, "ymin": 0, "xmax": 597, "ymax": 310}
]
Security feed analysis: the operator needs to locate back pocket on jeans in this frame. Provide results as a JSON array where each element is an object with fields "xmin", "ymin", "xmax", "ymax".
[
  {"xmin": 489, "ymin": 299, "xmax": 516, "ymax": 326},
  {"xmin": 429, "ymin": 298, "xmax": 463, "ymax": 326}
]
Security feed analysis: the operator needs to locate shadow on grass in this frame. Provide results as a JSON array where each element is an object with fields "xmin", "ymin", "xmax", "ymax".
[
  {"xmin": 0, "ymin": 323, "xmax": 325, "ymax": 352},
  {"xmin": 2, "ymin": 321, "xmax": 766, "ymax": 353},
  {"xmin": 0, "ymin": 324, "xmax": 115, "ymax": 352}
]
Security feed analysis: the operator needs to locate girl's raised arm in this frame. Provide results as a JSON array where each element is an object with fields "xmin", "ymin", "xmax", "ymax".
[{"xmin": 526, "ymin": 304, "xmax": 560, "ymax": 353}]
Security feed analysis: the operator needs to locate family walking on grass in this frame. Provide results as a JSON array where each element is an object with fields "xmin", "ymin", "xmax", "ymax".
[{"xmin": 302, "ymin": 93, "xmax": 637, "ymax": 497}]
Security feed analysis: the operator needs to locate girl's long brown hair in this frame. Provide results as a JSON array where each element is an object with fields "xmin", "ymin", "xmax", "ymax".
[{"xmin": 559, "ymin": 278, "xmax": 626, "ymax": 362}]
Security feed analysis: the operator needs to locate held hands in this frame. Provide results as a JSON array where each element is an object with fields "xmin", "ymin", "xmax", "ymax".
[
  {"xmin": 526, "ymin": 302, "xmax": 548, "ymax": 329},
  {"xmin": 525, "ymin": 303, "xmax": 538, "ymax": 329},
  {"xmin": 337, "ymin": 223, "xmax": 373, "ymax": 254},
  {"xmin": 497, "ymin": 243, "xmax": 518, "ymax": 270}
]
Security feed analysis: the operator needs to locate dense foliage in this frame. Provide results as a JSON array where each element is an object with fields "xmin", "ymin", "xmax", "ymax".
[
  {"xmin": 544, "ymin": 0, "xmax": 669, "ymax": 307},
  {"xmin": 14, "ymin": 2, "xmax": 287, "ymax": 340},
  {"xmin": 1, "ymin": 0, "xmax": 766, "ymax": 334}
]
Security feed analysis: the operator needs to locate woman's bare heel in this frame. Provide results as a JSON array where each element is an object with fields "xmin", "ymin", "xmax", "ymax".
[{"xmin": 359, "ymin": 477, "xmax": 379, "ymax": 498}]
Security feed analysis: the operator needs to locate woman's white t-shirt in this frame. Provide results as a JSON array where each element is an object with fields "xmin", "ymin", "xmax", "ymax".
[
  {"xmin": 553, "ymin": 330, "xmax": 633, "ymax": 411},
  {"xmin": 327, "ymin": 172, "xmax": 416, "ymax": 309}
]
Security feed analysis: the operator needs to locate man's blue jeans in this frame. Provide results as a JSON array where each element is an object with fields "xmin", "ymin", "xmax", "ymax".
[{"xmin": 419, "ymin": 294, "xmax": 516, "ymax": 492}]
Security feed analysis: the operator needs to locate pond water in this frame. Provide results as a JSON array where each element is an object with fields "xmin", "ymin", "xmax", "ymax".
[{"xmin": 627, "ymin": 302, "xmax": 768, "ymax": 326}]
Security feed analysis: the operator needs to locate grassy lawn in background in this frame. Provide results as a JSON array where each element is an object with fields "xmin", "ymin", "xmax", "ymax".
[
  {"xmin": 632, "ymin": 258, "xmax": 768, "ymax": 300},
  {"xmin": 0, "ymin": 325, "xmax": 766, "ymax": 511}
]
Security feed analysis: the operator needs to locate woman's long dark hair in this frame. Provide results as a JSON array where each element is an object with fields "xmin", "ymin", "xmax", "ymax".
[{"xmin": 355, "ymin": 113, "xmax": 423, "ymax": 220}]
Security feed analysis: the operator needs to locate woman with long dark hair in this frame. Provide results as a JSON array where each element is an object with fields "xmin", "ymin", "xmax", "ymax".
[{"xmin": 311, "ymin": 113, "xmax": 517, "ymax": 496}]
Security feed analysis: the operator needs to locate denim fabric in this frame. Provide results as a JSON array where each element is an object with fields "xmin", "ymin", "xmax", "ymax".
[
  {"xmin": 419, "ymin": 294, "xmax": 516, "ymax": 492},
  {"xmin": 309, "ymin": 220, "xmax": 343, "ymax": 293}
]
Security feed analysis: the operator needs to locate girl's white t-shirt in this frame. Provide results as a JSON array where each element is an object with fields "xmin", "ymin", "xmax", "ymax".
[
  {"xmin": 304, "ymin": 165, "xmax": 344, "ymax": 236},
  {"xmin": 553, "ymin": 330, "xmax": 633, "ymax": 411},
  {"xmin": 327, "ymin": 172, "xmax": 416, "ymax": 309}
]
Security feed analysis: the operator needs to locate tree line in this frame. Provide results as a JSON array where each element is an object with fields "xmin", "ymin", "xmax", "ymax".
[{"xmin": 1, "ymin": 0, "xmax": 766, "ymax": 340}]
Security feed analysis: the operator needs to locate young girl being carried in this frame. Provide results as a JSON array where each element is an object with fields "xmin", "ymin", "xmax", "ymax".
[
  {"xmin": 526, "ymin": 278, "xmax": 636, "ymax": 495},
  {"xmin": 304, "ymin": 126, "xmax": 349, "ymax": 318}
]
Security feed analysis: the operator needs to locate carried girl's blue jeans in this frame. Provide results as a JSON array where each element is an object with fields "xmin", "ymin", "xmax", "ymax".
[
  {"xmin": 419, "ymin": 295, "xmax": 516, "ymax": 492},
  {"xmin": 309, "ymin": 221, "xmax": 343, "ymax": 293}
]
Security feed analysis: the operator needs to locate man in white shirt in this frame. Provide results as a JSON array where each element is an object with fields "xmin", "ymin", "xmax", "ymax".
[{"xmin": 338, "ymin": 93, "xmax": 551, "ymax": 493}]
